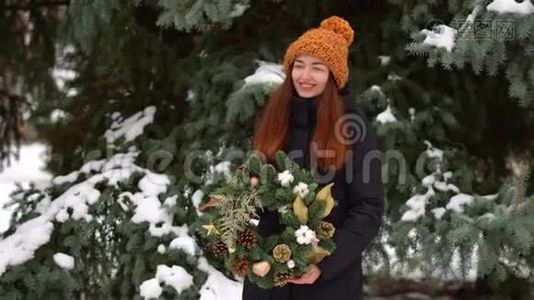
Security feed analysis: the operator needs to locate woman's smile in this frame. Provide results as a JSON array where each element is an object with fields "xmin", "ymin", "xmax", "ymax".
[{"xmin": 292, "ymin": 55, "xmax": 330, "ymax": 98}]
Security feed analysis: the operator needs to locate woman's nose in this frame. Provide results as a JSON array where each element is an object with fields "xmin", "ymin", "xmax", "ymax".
[{"xmin": 301, "ymin": 67, "xmax": 312, "ymax": 79}]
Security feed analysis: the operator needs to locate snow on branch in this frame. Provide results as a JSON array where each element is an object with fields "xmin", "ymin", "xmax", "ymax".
[
  {"xmin": 487, "ymin": 0, "xmax": 534, "ymax": 16},
  {"xmin": 243, "ymin": 61, "xmax": 285, "ymax": 87},
  {"xmin": 105, "ymin": 106, "xmax": 156, "ymax": 144},
  {"xmin": 401, "ymin": 141, "xmax": 478, "ymax": 222},
  {"xmin": 376, "ymin": 105, "xmax": 398, "ymax": 124},
  {"xmin": 421, "ymin": 25, "xmax": 457, "ymax": 52}
]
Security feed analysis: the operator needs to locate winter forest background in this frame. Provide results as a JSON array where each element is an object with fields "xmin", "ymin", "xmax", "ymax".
[{"xmin": 1, "ymin": 0, "xmax": 533, "ymax": 299}]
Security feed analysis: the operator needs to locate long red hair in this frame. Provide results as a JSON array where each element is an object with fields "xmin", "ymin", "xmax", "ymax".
[{"xmin": 252, "ymin": 73, "xmax": 348, "ymax": 171}]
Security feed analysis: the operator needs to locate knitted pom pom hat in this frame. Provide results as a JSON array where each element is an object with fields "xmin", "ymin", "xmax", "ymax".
[{"xmin": 283, "ymin": 16, "xmax": 355, "ymax": 89}]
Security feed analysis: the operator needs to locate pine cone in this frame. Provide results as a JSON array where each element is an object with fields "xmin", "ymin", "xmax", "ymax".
[
  {"xmin": 237, "ymin": 227, "xmax": 257, "ymax": 249},
  {"xmin": 210, "ymin": 239, "xmax": 227, "ymax": 259},
  {"xmin": 273, "ymin": 272, "xmax": 292, "ymax": 287},
  {"xmin": 319, "ymin": 221, "xmax": 335, "ymax": 239},
  {"xmin": 230, "ymin": 257, "xmax": 249, "ymax": 277},
  {"xmin": 272, "ymin": 244, "xmax": 292, "ymax": 263}
]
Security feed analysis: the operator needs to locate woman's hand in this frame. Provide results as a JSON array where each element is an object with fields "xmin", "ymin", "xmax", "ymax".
[{"xmin": 287, "ymin": 264, "xmax": 321, "ymax": 284}]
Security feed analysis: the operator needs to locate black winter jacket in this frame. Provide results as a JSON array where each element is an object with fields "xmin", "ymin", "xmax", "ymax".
[{"xmin": 243, "ymin": 91, "xmax": 384, "ymax": 300}]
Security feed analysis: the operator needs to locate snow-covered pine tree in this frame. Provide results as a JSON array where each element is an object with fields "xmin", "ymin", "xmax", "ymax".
[
  {"xmin": 380, "ymin": 1, "xmax": 534, "ymax": 296},
  {"xmin": 404, "ymin": 0, "xmax": 534, "ymax": 106},
  {"xmin": 390, "ymin": 142, "xmax": 533, "ymax": 293},
  {"xmin": 174, "ymin": 0, "xmax": 534, "ymax": 296},
  {"xmin": 0, "ymin": 107, "xmax": 210, "ymax": 299},
  {"xmin": 1, "ymin": 1, "xmax": 241, "ymax": 299},
  {"xmin": 2, "ymin": 0, "xmax": 533, "ymax": 298}
]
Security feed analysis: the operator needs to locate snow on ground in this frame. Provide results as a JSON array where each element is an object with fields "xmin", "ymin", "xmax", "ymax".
[
  {"xmin": 0, "ymin": 143, "xmax": 52, "ymax": 233},
  {"xmin": 198, "ymin": 257, "xmax": 243, "ymax": 300}
]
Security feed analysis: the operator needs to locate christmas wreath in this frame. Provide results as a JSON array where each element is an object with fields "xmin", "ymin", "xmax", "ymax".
[{"xmin": 199, "ymin": 151, "xmax": 336, "ymax": 289}]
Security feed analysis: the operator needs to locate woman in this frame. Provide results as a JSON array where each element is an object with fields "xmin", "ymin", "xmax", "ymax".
[{"xmin": 244, "ymin": 16, "xmax": 384, "ymax": 300}]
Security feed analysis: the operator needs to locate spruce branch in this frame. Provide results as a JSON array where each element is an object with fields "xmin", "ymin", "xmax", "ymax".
[
  {"xmin": 212, "ymin": 170, "xmax": 261, "ymax": 251},
  {"xmin": 507, "ymin": 155, "xmax": 531, "ymax": 209},
  {"xmin": 0, "ymin": 90, "xmax": 28, "ymax": 171},
  {"xmin": 456, "ymin": 0, "xmax": 484, "ymax": 41}
]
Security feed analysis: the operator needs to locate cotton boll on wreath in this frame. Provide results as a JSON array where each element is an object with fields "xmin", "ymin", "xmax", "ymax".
[
  {"xmin": 293, "ymin": 182, "xmax": 310, "ymax": 198},
  {"xmin": 277, "ymin": 170, "xmax": 294, "ymax": 187},
  {"xmin": 295, "ymin": 225, "xmax": 316, "ymax": 245}
]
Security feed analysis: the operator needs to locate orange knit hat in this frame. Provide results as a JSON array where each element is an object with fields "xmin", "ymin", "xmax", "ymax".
[{"xmin": 283, "ymin": 16, "xmax": 355, "ymax": 89}]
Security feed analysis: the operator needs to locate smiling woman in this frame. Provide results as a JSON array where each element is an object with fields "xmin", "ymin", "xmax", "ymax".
[
  {"xmin": 247, "ymin": 16, "xmax": 384, "ymax": 300},
  {"xmin": 291, "ymin": 55, "xmax": 329, "ymax": 98}
]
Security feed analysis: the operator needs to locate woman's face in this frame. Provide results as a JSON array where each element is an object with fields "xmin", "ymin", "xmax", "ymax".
[{"xmin": 291, "ymin": 55, "xmax": 330, "ymax": 98}]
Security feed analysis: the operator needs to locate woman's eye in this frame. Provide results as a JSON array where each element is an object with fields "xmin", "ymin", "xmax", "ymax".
[{"xmin": 294, "ymin": 65, "xmax": 303, "ymax": 69}]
